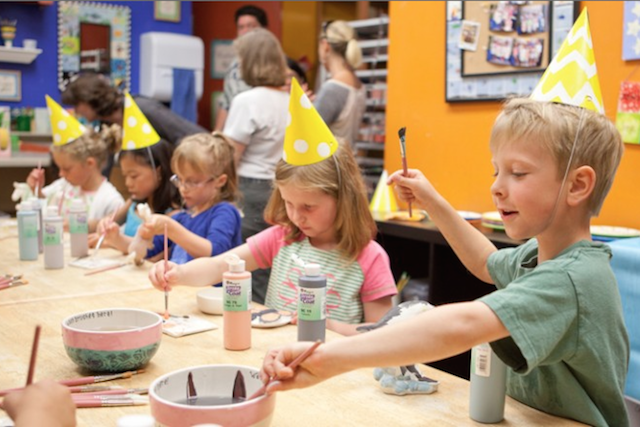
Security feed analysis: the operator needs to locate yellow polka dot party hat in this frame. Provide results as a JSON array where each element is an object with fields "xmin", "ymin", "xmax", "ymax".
[
  {"xmin": 121, "ymin": 92, "xmax": 160, "ymax": 150},
  {"xmin": 283, "ymin": 78, "xmax": 339, "ymax": 165},
  {"xmin": 530, "ymin": 8, "xmax": 604, "ymax": 114},
  {"xmin": 46, "ymin": 95, "xmax": 86, "ymax": 146}
]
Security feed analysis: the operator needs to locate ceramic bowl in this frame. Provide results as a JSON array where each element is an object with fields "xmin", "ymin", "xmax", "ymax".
[
  {"xmin": 61, "ymin": 308, "xmax": 162, "ymax": 372},
  {"xmin": 149, "ymin": 365, "xmax": 276, "ymax": 427},
  {"xmin": 196, "ymin": 287, "xmax": 223, "ymax": 315}
]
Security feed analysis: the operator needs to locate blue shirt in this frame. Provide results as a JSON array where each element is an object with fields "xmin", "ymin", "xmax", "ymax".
[{"xmin": 147, "ymin": 202, "xmax": 242, "ymax": 264}]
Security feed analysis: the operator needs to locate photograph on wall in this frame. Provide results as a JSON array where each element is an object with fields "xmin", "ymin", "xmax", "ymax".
[
  {"xmin": 459, "ymin": 20, "xmax": 481, "ymax": 51},
  {"xmin": 517, "ymin": 4, "xmax": 547, "ymax": 34},
  {"xmin": 486, "ymin": 35, "xmax": 514, "ymax": 65},
  {"xmin": 447, "ymin": 1, "xmax": 462, "ymax": 21},
  {"xmin": 623, "ymin": 1, "xmax": 640, "ymax": 60},
  {"xmin": 616, "ymin": 80, "xmax": 640, "ymax": 144},
  {"xmin": 489, "ymin": 3, "xmax": 518, "ymax": 32},
  {"xmin": 510, "ymin": 38, "xmax": 544, "ymax": 67},
  {"xmin": 0, "ymin": 70, "xmax": 21, "ymax": 102}
]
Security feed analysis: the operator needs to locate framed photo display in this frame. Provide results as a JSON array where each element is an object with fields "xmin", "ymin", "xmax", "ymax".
[
  {"xmin": 154, "ymin": 1, "xmax": 181, "ymax": 23},
  {"xmin": 445, "ymin": 1, "xmax": 579, "ymax": 102},
  {"xmin": 0, "ymin": 70, "xmax": 21, "ymax": 102}
]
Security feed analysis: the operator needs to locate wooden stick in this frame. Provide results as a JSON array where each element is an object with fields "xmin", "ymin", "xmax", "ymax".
[
  {"xmin": 248, "ymin": 340, "xmax": 322, "ymax": 400},
  {"xmin": 25, "ymin": 325, "xmax": 41, "ymax": 386}
]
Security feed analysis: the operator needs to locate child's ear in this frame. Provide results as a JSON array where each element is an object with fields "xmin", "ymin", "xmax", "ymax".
[
  {"xmin": 214, "ymin": 174, "xmax": 228, "ymax": 189},
  {"xmin": 86, "ymin": 157, "xmax": 97, "ymax": 169},
  {"xmin": 567, "ymin": 165, "xmax": 596, "ymax": 207},
  {"xmin": 156, "ymin": 166, "xmax": 162, "ymax": 181}
]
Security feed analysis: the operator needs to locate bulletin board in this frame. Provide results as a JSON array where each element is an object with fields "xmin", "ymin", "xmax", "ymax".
[
  {"xmin": 445, "ymin": 1, "xmax": 579, "ymax": 103},
  {"xmin": 462, "ymin": 1, "xmax": 551, "ymax": 77}
]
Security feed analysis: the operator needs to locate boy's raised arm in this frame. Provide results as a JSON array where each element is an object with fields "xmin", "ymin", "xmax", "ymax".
[{"xmin": 388, "ymin": 169, "xmax": 496, "ymax": 284}]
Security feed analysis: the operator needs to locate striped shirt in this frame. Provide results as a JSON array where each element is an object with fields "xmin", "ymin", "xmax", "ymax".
[{"xmin": 248, "ymin": 226, "xmax": 397, "ymax": 324}]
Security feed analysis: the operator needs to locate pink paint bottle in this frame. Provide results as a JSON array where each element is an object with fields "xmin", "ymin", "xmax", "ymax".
[{"xmin": 223, "ymin": 255, "xmax": 252, "ymax": 351}]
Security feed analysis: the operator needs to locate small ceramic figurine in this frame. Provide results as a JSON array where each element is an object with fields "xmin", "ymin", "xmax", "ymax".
[
  {"xmin": 0, "ymin": 19, "xmax": 17, "ymax": 48},
  {"xmin": 128, "ymin": 203, "xmax": 153, "ymax": 265},
  {"xmin": 357, "ymin": 300, "xmax": 440, "ymax": 395}
]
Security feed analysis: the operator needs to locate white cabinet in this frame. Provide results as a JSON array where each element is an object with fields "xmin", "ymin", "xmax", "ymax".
[{"xmin": 349, "ymin": 15, "xmax": 388, "ymax": 198}]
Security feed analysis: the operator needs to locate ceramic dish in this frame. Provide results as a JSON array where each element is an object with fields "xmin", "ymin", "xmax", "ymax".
[
  {"xmin": 251, "ymin": 309, "xmax": 292, "ymax": 329},
  {"xmin": 384, "ymin": 210, "xmax": 427, "ymax": 222},
  {"xmin": 457, "ymin": 211, "xmax": 482, "ymax": 221},
  {"xmin": 590, "ymin": 225, "xmax": 640, "ymax": 238},
  {"xmin": 481, "ymin": 211, "xmax": 505, "ymax": 230}
]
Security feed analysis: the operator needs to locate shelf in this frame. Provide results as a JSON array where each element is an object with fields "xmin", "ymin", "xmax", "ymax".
[
  {"xmin": 359, "ymin": 38, "xmax": 389, "ymax": 50},
  {"xmin": 357, "ymin": 157, "xmax": 384, "ymax": 167},
  {"xmin": 361, "ymin": 54, "xmax": 388, "ymax": 64},
  {"xmin": 0, "ymin": 46, "xmax": 42, "ymax": 64},
  {"xmin": 355, "ymin": 142, "xmax": 385, "ymax": 151},
  {"xmin": 348, "ymin": 16, "xmax": 389, "ymax": 34},
  {"xmin": 356, "ymin": 69, "xmax": 388, "ymax": 78}
]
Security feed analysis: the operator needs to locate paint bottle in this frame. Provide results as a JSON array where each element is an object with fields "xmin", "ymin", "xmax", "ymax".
[
  {"xmin": 116, "ymin": 414, "xmax": 156, "ymax": 427},
  {"xmin": 297, "ymin": 263, "xmax": 326, "ymax": 342},
  {"xmin": 68, "ymin": 198, "xmax": 88, "ymax": 258},
  {"xmin": 43, "ymin": 205, "xmax": 64, "ymax": 269},
  {"xmin": 223, "ymin": 254, "xmax": 252, "ymax": 350},
  {"xmin": 27, "ymin": 197, "xmax": 43, "ymax": 253},
  {"xmin": 469, "ymin": 342, "xmax": 507, "ymax": 423},
  {"xmin": 17, "ymin": 201, "xmax": 39, "ymax": 261}
]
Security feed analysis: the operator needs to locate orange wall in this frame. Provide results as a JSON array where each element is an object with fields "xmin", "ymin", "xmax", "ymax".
[{"xmin": 386, "ymin": 1, "xmax": 640, "ymax": 229}]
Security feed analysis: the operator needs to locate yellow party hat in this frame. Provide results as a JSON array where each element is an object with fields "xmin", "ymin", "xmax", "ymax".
[
  {"xmin": 283, "ymin": 78, "xmax": 339, "ymax": 165},
  {"xmin": 46, "ymin": 95, "xmax": 86, "ymax": 146},
  {"xmin": 121, "ymin": 92, "xmax": 160, "ymax": 150},
  {"xmin": 369, "ymin": 170, "xmax": 398, "ymax": 213},
  {"xmin": 530, "ymin": 8, "xmax": 603, "ymax": 114}
]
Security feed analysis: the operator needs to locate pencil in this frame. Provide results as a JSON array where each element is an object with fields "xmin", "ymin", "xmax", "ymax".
[{"xmin": 25, "ymin": 325, "xmax": 41, "ymax": 386}]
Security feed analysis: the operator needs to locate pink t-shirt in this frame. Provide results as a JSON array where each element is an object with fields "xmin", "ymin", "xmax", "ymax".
[{"xmin": 248, "ymin": 226, "xmax": 397, "ymax": 324}]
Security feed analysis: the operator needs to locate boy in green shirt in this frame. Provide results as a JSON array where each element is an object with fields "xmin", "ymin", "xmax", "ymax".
[{"xmin": 260, "ymin": 10, "xmax": 629, "ymax": 427}]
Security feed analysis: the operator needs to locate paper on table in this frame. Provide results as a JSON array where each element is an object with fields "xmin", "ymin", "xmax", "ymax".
[
  {"xmin": 162, "ymin": 315, "xmax": 218, "ymax": 338},
  {"xmin": 69, "ymin": 257, "xmax": 123, "ymax": 270}
]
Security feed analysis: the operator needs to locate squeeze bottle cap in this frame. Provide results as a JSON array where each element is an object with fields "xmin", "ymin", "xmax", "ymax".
[
  {"xmin": 45, "ymin": 205, "xmax": 59, "ymax": 217},
  {"xmin": 225, "ymin": 254, "xmax": 246, "ymax": 273},
  {"xmin": 304, "ymin": 263, "xmax": 321, "ymax": 276},
  {"xmin": 69, "ymin": 198, "xmax": 86, "ymax": 211},
  {"xmin": 18, "ymin": 201, "xmax": 33, "ymax": 211}
]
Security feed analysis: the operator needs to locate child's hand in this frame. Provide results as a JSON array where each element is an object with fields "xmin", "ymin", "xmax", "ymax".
[
  {"xmin": 387, "ymin": 168, "xmax": 437, "ymax": 209},
  {"xmin": 139, "ymin": 214, "xmax": 170, "ymax": 240},
  {"xmin": 148, "ymin": 260, "xmax": 181, "ymax": 292},
  {"xmin": 26, "ymin": 168, "xmax": 45, "ymax": 195},
  {"xmin": 3, "ymin": 379, "xmax": 77, "ymax": 427},
  {"xmin": 260, "ymin": 342, "xmax": 328, "ymax": 392}
]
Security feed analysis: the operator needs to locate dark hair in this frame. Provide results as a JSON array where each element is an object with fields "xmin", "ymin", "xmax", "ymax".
[
  {"xmin": 235, "ymin": 5, "xmax": 268, "ymax": 27},
  {"xmin": 61, "ymin": 73, "xmax": 122, "ymax": 118},
  {"xmin": 286, "ymin": 57, "xmax": 307, "ymax": 85},
  {"xmin": 116, "ymin": 139, "xmax": 180, "ymax": 214}
]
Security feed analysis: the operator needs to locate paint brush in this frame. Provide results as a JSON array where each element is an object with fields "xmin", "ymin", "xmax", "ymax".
[
  {"xmin": 34, "ymin": 160, "xmax": 41, "ymax": 199},
  {"xmin": 25, "ymin": 325, "xmax": 41, "ymax": 386},
  {"xmin": 163, "ymin": 223, "xmax": 169, "ymax": 320},
  {"xmin": 398, "ymin": 127, "xmax": 412, "ymax": 217},
  {"xmin": 248, "ymin": 340, "xmax": 322, "ymax": 400},
  {"xmin": 93, "ymin": 208, "xmax": 119, "ymax": 258},
  {"xmin": 84, "ymin": 262, "xmax": 127, "ymax": 276},
  {"xmin": 73, "ymin": 395, "xmax": 148, "ymax": 408}
]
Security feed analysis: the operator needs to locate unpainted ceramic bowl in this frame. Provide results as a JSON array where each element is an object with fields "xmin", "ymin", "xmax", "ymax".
[
  {"xmin": 61, "ymin": 308, "xmax": 162, "ymax": 372},
  {"xmin": 149, "ymin": 365, "xmax": 275, "ymax": 427},
  {"xmin": 196, "ymin": 287, "xmax": 224, "ymax": 315}
]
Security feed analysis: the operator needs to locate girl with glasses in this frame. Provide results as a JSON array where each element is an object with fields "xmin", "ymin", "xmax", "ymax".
[{"xmin": 137, "ymin": 132, "xmax": 242, "ymax": 265}]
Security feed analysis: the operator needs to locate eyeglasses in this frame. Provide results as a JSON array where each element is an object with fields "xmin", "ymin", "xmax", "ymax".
[{"xmin": 170, "ymin": 174, "xmax": 214, "ymax": 190}]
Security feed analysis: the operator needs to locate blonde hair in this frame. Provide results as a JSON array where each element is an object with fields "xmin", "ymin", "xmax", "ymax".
[
  {"xmin": 322, "ymin": 20, "xmax": 363, "ymax": 69},
  {"xmin": 234, "ymin": 27, "xmax": 287, "ymax": 87},
  {"xmin": 490, "ymin": 98, "xmax": 624, "ymax": 216},
  {"xmin": 171, "ymin": 132, "xmax": 239, "ymax": 205},
  {"xmin": 51, "ymin": 123, "xmax": 120, "ymax": 169},
  {"xmin": 264, "ymin": 144, "xmax": 376, "ymax": 261}
]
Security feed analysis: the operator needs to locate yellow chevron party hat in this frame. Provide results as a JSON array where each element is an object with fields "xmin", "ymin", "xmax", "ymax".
[
  {"xmin": 46, "ymin": 95, "xmax": 86, "ymax": 146},
  {"xmin": 530, "ymin": 8, "xmax": 603, "ymax": 114},
  {"xmin": 283, "ymin": 78, "xmax": 338, "ymax": 165},
  {"xmin": 121, "ymin": 92, "xmax": 160, "ymax": 150},
  {"xmin": 369, "ymin": 170, "xmax": 398, "ymax": 213}
]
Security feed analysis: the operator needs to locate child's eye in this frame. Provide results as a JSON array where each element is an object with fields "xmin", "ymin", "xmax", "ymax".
[{"xmin": 512, "ymin": 172, "xmax": 526, "ymax": 177}]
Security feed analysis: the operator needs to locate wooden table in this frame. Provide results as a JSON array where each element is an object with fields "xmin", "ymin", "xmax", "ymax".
[{"xmin": 0, "ymin": 233, "xmax": 584, "ymax": 426}]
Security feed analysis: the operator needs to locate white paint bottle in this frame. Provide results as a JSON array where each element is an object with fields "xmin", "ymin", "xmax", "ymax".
[
  {"xmin": 43, "ymin": 205, "xmax": 64, "ymax": 269},
  {"xmin": 68, "ymin": 198, "xmax": 89, "ymax": 258}
]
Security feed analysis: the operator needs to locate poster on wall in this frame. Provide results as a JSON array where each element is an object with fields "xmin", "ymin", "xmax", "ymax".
[
  {"xmin": 623, "ymin": 1, "xmax": 640, "ymax": 61},
  {"xmin": 615, "ymin": 81, "xmax": 640, "ymax": 144}
]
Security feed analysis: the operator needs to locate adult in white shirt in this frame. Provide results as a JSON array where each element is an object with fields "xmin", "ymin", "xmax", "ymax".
[{"xmin": 223, "ymin": 27, "xmax": 289, "ymax": 304}]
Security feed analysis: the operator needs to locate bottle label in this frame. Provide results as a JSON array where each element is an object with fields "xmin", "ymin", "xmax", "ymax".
[
  {"xmin": 21, "ymin": 215, "xmax": 38, "ymax": 238},
  {"xmin": 472, "ymin": 343, "xmax": 491, "ymax": 377},
  {"xmin": 43, "ymin": 221, "xmax": 62, "ymax": 246},
  {"xmin": 69, "ymin": 213, "xmax": 88, "ymax": 234},
  {"xmin": 223, "ymin": 277, "xmax": 251, "ymax": 311},
  {"xmin": 298, "ymin": 287, "xmax": 326, "ymax": 321}
]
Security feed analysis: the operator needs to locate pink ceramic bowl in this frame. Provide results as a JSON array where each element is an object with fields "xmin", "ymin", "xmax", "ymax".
[
  {"xmin": 149, "ymin": 365, "xmax": 276, "ymax": 427},
  {"xmin": 61, "ymin": 308, "xmax": 162, "ymax": 372}
]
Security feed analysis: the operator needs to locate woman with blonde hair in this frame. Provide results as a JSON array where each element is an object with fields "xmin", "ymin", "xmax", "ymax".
[
  {"xmin": 222, "ymin": 27, "xmax": 289, "ymax": 304},
  {"xmin": 315, "ymin": 20, "xmax": 366, "ymax": 147}
]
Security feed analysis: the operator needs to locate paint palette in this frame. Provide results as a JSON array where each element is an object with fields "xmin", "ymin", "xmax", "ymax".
[{"xmin": 162, "ymin": 315, "xmax": 218, "ymax": 338}]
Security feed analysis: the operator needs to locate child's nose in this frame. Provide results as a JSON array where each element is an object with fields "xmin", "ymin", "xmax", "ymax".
[{"xmin": 490, "ymin": 178, "xmax": 504, "ymax": 198}]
